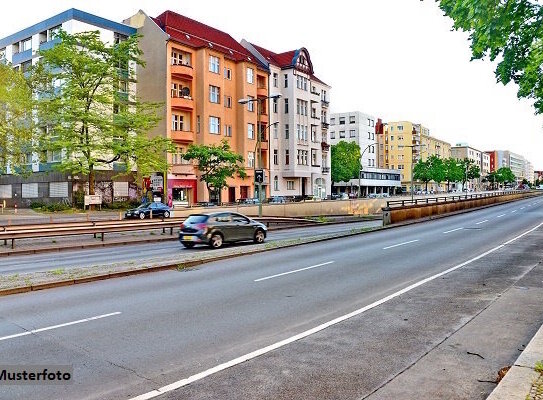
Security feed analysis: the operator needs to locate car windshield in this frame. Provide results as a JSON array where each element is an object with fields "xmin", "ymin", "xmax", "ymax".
[
  {"xmin": 136, "ymin": 204, "xmax": 150, "ymax": 209},
  {"xmin": 185, "ymin": 215, "xmax": 209, "ymax": 224}
]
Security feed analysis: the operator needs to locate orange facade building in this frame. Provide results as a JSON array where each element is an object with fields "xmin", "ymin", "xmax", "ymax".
[{"xmin": 125, "ymin": 10, "xmax": 269, "ymax": 205}]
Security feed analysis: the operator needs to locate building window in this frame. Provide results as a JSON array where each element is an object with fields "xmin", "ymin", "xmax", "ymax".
[
  {"xmin": 330, "ymin": 130, "xmax": 335, "ymax": 139},
  {"xmin": 287, "ymin": 180, "xmax": 294, "ymax": 190},
  {"xmin": 247, "ymin": 96, "xmax": 254, "ymax": 112},
  {"xmin": 224, "ymin": 95, "xmax": 232, "ymax": 108},
  {"xmin": 349, "ymin": 115, "xmax": 356, "ymax": 124},
  {"xmin": 224, "ymin": 67, "xmax": 232, "ymax": 80},
  {"xmin": 311, "ymin": 149, "xmax": 317, "ymax": 166},
  {"xmin": 339, "ymin": 131, "xmax": 345, "ymax": 138},
  {"xmin": 273, "ymin": 73, "xmax": 278, "ymax": 87},
  {"xmin": 273, "ymin": 98, "xmax": 278, "ymax": 113},
  {"xmin": 209, "ymin": 85, "xmax": 220, "ymax": 103},
  {"xmin": 349, "ymin": 129, "xmax": 356, "ymax": 138},
  {"xmin": 273, "ymin": 124, "xmax": 278, "ymax": 139},
  {"xmin": 209, "ymin": 56, "xmax": 219, "ymax": 73},
  {"xmin": 398, "ymin": 125, "xmax": 403, "ymax": 131},
  {"xmin": 209, "ymin": 116, "xmax": 220, "ymax": 134},
  {"xmin": 285, "ymin": 124, "xmax": 289, "ymax": 139},
  {"xmin": 197, "ymin": 115, "xmax": 200, "ymax": 133},
  {"xmin": 339, "ymin": 117, "xmax": 345, "ymax": 125},
  {"xmin": 246, "ymin": 68, "xmax": 254, "ymax": 84},
  {"xmin": 330, "ymin": 118, "xmax": 335, "ymax": 125},
  {"xmin": 284, "ymin": 98, "xmax": 289, "ymax": 114},
  {"xmin": 273, "ymin": 176, "xmax": 279, "ymax": 191},
  {"xmin": 284, "ymin": 74, "xmax": 288, "ymax": 88},
  {"xmin": 285, "ymin": 149, "xmax": 290, "ymax": 165},
  {"xmin": 273, "ymin": 150, "xmax": 278, "ymax": 165},
  {"xmin": 248, "ymin": 123, "xmax": 255, "ymax": 139},
  {"xmin": 224, "ymin": 125, "xmax": 232, "ymax": 137},
  {"xmin": 248, "ymin": 152, "xmax": 255, "ymax": 168},
  {"xmin": 171, "ymin": 114, "xmax": 184, "ymax": 131},
  {"xmin": 22, "ymin": 37, "xmax": 31, "ymax": 52}
]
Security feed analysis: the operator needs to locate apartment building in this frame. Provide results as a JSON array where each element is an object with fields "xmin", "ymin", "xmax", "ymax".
[
  {"xmin": 524, "ymin": 160, "xmax": 534, "ymax": 184},
  {"xmin": 241, "ymin": 41, "xmax": 331, "ymax": 199},
  {"xmin": 451, "ymin": 143, "xmax": 490, "ymax": 190},
  {"xmin": 125, "ymin": 10, "xmax": 268, "ymax": 205},
  {"xmin": 327, "ymin": 111, "xmax": 400, "ymax": 196},
  {"xmin": 376, "ymin": 121, "xmax": 451, "ymax": 192},
  {"xmin": 0, "ymin": 9, "xmax": 137, "ymax": 206}
]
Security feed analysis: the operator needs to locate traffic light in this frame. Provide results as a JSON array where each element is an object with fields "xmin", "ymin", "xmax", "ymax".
[{"xmin": 255, "ymin": 169, "xmax": 264, "ymax": 183}]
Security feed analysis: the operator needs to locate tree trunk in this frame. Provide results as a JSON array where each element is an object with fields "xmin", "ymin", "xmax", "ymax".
[
  {"xmin": 88, "ymin": 165, "xmax": 95, "ymax": 211},
  {"xmin": 425, "ymin": 181, "xmax": 428, "ymax": 192},
  {"xmin": 447, "ymin": 180, "xmax": 450, "ymax": 191}
]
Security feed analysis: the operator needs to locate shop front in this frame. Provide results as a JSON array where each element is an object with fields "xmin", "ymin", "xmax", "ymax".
[{"xmin": 167, "ymin": 178, "xmax": 197, "ymax": 207}]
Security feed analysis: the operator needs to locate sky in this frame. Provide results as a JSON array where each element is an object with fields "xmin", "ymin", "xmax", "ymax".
[{"xmin": 2, "ymin": 0, "xmax": 542, "ymax": 170}]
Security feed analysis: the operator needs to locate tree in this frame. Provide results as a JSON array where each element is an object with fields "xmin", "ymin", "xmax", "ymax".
[
  {"xmin": 0, "ymin": 63, "xmax": 33, "ymax": 174},
  {"xmin": 428, "ymin": 155, "xmax": 446, "ymax": 190},
  {"xmin": 457, "ymin": 158, "xmax": 480, "ymax": 189},
  {"xmin": 32, "ymin": 30, "xmax": 172, "ymax": 197},
  {"xmin": 413, "ymin": 159, "xmax": 432, "ymax": 191},
  {"xmin": 443, "ymin": 158, "xmax": 463, "ymax": 191},
  {"xmin": 183, "ymin": 139, "xmax": 246, "ymax": 203},
  {"xmin": 331, "ymin": 141, "xmax": 361, "ymax": 185},
  {"xmin": 437, "ymin": 0, "xmax": 543, "ymax": 114},
  {"xmin": 485, "ymin": 171, "xmax": 498, "ymax": 190},
  {"xmin": 496, "ymin": 166, "xmax": 516, "ymax": 188}
]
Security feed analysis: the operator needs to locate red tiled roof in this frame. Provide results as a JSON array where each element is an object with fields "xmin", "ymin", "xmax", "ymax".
[
  {"xmin": 250, "ymin": 43, "xmax": 329, "ymax": 87},
  {"xmin": 154, "ymin": 10, "xmax": 254, "ymax": 62}
]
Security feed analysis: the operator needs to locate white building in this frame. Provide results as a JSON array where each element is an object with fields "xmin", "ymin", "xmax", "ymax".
[
  {"xmin": 0, "ymin": 9, "xmax": 137, "ymax": 206},
  {"xmin": 451, "ymin": 143, "xmax": 488, "ymax": 190},
  {"xmin": 241, "ymin": 41, "xmax": 331, "ymax": 199}
]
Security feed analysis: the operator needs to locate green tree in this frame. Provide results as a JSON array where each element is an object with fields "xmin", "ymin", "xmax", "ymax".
[
  {"xmin": 443, "ymin": 158, "xmax": 463, "ymax": 191},
  {"xmin": 0, "ymin": 63, "xmax": 33, "ymax": 174},
  {"xmin": 183, "ymin": 139, "xmax": 246, "ymax": 204},
  {"xmin": 429, "ymin": 155, "xmax": 446, "ymax": 191},
  {"xmin": 437, "ymin": 0, "xmax": 543, "ymax": 114},
  {"xmin": 331, "ymin": 140, "xmax": 361, "ymax": 185},
  {"xmin": 413, "ymin": 159, "xmax": 432, "ymax": 191},
  {"xmin": 32, "ymin": 30, "xmax": 172, "ymax": 196},
  {"xmin": 457, "ymin": 158, "xmax": 480, "ymax": 189},
  {"xmin": 485, "ymin": 171, "xmax": 498, "ymax": 190},
  {"xmin": 496, "ymin": 166, "xmax": 516, "ymax": 188}
]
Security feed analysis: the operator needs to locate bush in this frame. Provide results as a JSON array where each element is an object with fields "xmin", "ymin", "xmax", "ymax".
[
  {"xmin": 29, "ymin": 201, "xmax": 72, "ymax": 212},
  {"xmin": 101, "ymin": 200, "xmax": 140, "ymax": 210},
  {"xmin": 29, "ymin": 201, "xmax": 46, "ymax": 209}
]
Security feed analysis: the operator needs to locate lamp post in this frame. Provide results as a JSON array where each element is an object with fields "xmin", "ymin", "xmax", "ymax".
[
  {"xmin": 358, "ymin": 143, "xmax": 375, "ymax": 198},
  {"xmin": 238, "ymin": 94, "xmax": 281, "ymax": 217}
]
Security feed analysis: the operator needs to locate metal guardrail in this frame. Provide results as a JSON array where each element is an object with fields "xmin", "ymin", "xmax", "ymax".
[
  {"xmin": 385, "ymin": 190, "xmax": 529, "ymax": 209},
  {"xmin": 0, "ymin": 217, "xmax": 315, "ymax": 249}
]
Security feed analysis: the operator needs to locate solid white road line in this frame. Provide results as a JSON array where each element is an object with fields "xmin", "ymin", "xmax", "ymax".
[
  {"xmin": 497, "ymin": 214, "xmax": 506, "ymax": 218},
  {"xmin": 0, "ymin": 312, "xmax": 121, "ymax": 342},
  {"xmin": 443, "ymin": 228, "xmax": 463, "ymax": 234},
  {"xmin": 128, "ymin": 221, "xmax": 543, "ymax": 400},
  {"xmin": 254, "ymin": 261, "xmax": 334, "ymax": 282},
  {"xmin": 382, "ymin": 239, "xmax": 419, "ymax": 250},
  {"xmin": 476, "ymin": 220, "xmax": 489, "ymax": 225}
]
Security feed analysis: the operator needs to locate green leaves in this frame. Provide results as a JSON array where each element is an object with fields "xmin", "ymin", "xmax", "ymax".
[
  {"xmin": 183, "ymin": 140, "xmax": 246, "ymax": 200},
  {"xmin": 330, "ymin": 141, "xmax": 361, "ymax": 184},
  {"xmin": 438, "ymin": 0, "xmax": 543, "ymax": 114}
]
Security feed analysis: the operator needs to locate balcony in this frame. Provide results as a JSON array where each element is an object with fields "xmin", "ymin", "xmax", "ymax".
[
  {"xmin": 257, "ymin": 85, "xmax": 268, "ymax": 97},
  {"xmin": 39, "ymin": 37, "xmax": 61, "ymax": 52},
  {"xmin": 321, "ymin": 98, "xmax": 329, "ymax": 107},
  {"xmin": 322, "ymin": 167, "xmax": 330, "ymax": 174},
  {"xmin": 321, "ymin": 141, "xmax": 330, "ymax": 151},
  {"xmin": 311, "ymin": 89, "xmax": 320, "ymax": 96},
  {"xmin": 171, "ymin": 63, "xmax": 194, "ymax": 79},
  {"xmin": 12, "ymin": 49, "xmax": 32, "ymax": 65},
  {"xmin": 171, "ymin": 164, "xmax": 195, "ymax": 175},
  {"xmin": 171, "ymin": 130, "xmax": 194, "ymax": 142},
  {"xmin": 171, "ymin": 96, "xmax": 194, "ymax": 110},
  {"xmin": 321, "ymin": 122, "xmax": 329, "ymax": 130},
  {"xmin": 259, "ymin": 140, "xmax": 268, "ymax": 151}
]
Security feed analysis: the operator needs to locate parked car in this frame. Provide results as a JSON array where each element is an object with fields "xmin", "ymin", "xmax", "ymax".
[
  {"xmin": 179, "ymin": 212, "xmax": 267, "ymax": 249},
  {"xmin": 125, "ymin": 202, "xmax": 172, "ymax": 219},
  {"xmin": 268, "ymin": 196, "xmax": 287, "ymax": 204}
]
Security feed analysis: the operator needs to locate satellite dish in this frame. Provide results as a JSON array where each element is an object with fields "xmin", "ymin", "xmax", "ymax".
[{"xmin": 180, "ymin": 87, "xmax": 190, "ymax": 97}]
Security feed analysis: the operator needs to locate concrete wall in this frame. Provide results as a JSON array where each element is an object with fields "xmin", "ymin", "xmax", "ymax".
[{"xmin": 385, "ymin": 192, "xmax": 539, "ymax": 225}]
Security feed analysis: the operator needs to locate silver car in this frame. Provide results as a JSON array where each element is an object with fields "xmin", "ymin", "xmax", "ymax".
[{"xmin": 179, "ymin": 212, "xmax": 267, "ymax": 249}]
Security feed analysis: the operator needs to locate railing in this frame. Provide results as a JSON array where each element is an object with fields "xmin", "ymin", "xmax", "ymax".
[
  {"xmin": 321, "ymin": 122, "xmax": 329, "ymax": 129},
  {"xmin": 322, "ymin": 167, "xmax": 330, "ymax": 173},
  {"xmin": 385, "ymin": 190, "xmax": 529, "ymax": 208}
]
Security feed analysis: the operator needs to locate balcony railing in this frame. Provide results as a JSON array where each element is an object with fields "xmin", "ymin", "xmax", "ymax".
[
  {"xmin": 171, "ymin": 96, "xmax": 194, "ymax": 110},
  {"xmin": 322, "ymin": 167, "xmax": 330, "ymax": 173},
  {"xmin": 171, "ymin": 63, "xmax": 194, "ymax": 79},
  {"xmin": 321, "ymin": 98, "xmax": 329, "ymax": 107},
  {"xmin": 321, "ymin": 141, "xmax": 330, "ymax": 151},
  {"xmin": 171, "ymin": 130, "xmax": 194, "ymax": 142},
  {"xmin": 321, "ymin": 122, "xmax": 329, "ymax": 129}
]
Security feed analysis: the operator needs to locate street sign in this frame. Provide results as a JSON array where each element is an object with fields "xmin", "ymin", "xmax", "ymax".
[{"xmin": 255, "ymin": 169, "xmax": 264, "ymax": 183}]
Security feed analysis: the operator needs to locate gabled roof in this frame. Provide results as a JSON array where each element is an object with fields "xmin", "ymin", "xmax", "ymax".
[
  {"xmin": 249, "ymin": 43, "xmax": 329, "ymax": 87},
  {"xmin": 153, "ymin": 10, "xmax": 254, "ymax": 63}
]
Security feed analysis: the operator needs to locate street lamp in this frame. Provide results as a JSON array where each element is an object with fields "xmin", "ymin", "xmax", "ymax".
[
  {"xmin": 238, "ymin": 94, "xmax": 281, "ymax": 217},
  {"xmin": 358, "ymin": 143, "xmax": 375, "ymax": 198}
]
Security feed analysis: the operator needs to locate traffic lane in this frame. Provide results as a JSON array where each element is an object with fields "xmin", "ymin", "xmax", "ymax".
[
  {"xmin": 0, "ymin": 220, "xmax": 381, "ymax": 275},
  {"xmin": 0, "ymin": 205, "xmax": 541, "ymax": 398}
]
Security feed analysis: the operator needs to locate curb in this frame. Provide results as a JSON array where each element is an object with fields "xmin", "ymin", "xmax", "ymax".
[
  {"xmin": 487, "ymin": 317, "xmax": 543, "ymax": 399},
  {"xmin": 0, "ymin": 194, "xmax": 539, "ymax": 297}
]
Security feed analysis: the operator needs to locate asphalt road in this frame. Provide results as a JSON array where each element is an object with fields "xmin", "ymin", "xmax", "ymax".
[
  {"xmin": 0, "ymin": 220, "xmax": 381, "ymax": 275},
  {"xmin": 0, "ymin": 195, "xmax": 542, "ymax": 400}
]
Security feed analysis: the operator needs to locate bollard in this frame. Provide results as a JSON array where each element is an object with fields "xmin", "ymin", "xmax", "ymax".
[
  {"xmin": 382, "ymin": 207, "xmax": 391, "ymax": 226},
  {"xmin": 119, "ymin": 212, "xmax": 122, "ymax": 221},
  {"xmin": 14, "ymin": 204, "xmax": 17, "ymax": 214}
]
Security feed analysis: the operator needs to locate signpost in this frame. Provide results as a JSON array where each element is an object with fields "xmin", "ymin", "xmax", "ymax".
[{"xmin": 84, "ymin": 195, "xmax": 102, "ymax": 210}]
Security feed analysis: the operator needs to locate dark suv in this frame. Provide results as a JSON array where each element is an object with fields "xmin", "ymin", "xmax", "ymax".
[{"xmin": 179, "ymin": 212, "xmax": 267, "ymax": 249}]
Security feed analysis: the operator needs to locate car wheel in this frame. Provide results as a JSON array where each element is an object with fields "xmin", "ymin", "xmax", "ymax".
[
  {"xmin": 164, "ymin": 211, "xmax": 170, "ymax": 218},
  {"xmin": 209, "ymin": 233, "xmax": 223, "ymax": 249},
  {"xmin": 139, "ymin": 213, "xmax": 146, "ymax": 219},
  {"xmin": 254, "ymin": 229, "xmax": 265, "ymax": 244},
  {"xmin": 181, "ymin": 242, "xmax": 195, "ymax": 249}
]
